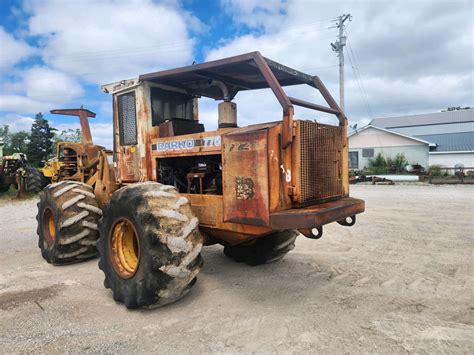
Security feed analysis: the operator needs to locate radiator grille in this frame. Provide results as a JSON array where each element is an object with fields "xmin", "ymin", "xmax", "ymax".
[
  {"xmin": 298, "ymin": 121, "xmax": 343, "ymax": 203},
  {"xmin": 118, "ymin": 91, "xmax": 137, "ymax": 145}
]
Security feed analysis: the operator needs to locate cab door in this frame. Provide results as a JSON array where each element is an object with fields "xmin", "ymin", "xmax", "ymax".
[{"xmin": 115, "ymin": 91, "xmax": 140, "ymax": 182}]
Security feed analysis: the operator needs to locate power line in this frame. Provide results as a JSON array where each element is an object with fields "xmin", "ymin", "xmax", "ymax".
[
  {"xmin": 47, "ymin": 19, "xmax": 334, "ymax": 63},
  {"xmin": 346, "ymin": 38, "xmax": 374, "ymax": 120},
  {"xmin": 346, "ymin": 48, "xmax": 372, "ymax": 120}
]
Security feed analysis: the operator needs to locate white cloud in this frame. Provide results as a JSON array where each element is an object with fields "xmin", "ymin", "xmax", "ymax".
[
  {"xmin": 0, "ymin": 95, "xmax": 50, "ymax": 114},
  {"xmin": 22, "ymin": 67, "xmax": 84, "ymax": 103},
  {"xmin": 0, "ymin": 26, "xmax": 36, "ymax": 72},
  {"xmin": 221, "ymin": 0, "xmax": 288, "ymax": 31},
  {"xmin": 26, "ymin": 0, "xmax": 201, "ymax": 84},
  {"xmin": 0, "ymin": 114, "xmax": 35, "ymax": 132},
  {"xmin": 207, "ymin": 0, "xmax": 474, "ymax": 123},
  {"xmin": 0, "ymin": 66, "xmax": 85, "ymax": 114}
]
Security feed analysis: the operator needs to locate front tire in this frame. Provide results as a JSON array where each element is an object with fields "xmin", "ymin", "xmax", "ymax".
[
  {"xmin": 224, "ymin": 230, "xmax": 298, "ymax": 266},
  {"xmin": 97, "ymin": 182, "xmax": 203, "ymax": 309},
  {"xmin": 37, "ymin": 181, "xmax": 101, "ymax": 264}
]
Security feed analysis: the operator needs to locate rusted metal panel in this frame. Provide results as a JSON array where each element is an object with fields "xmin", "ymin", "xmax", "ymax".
[
  {"xmin": 114, "ymin": 83, "xmax": 160, "ymax": 182},
  {"xmin": 119, "ymin": 146, "xmax": 140, "ymax": 182},
  {"xmin": 190, "ymin": 205, "xmax": 217, "ymax": 226},
  {"xmin": 137, "ymin": 83, "xmax": 152, "ymax": 181},
  {"xmin": 270, "ymin": 197, "xmax": 365, "ymax": 229},
  {"xmin": 222, "ymin": 129, "xmax": 270, "ymax": 227},
  {"xmin": 267, "ymin": 123, "xmax": 284, "ymax": 212},
  {"xmin": 94, "ymin": 150, "xmax": 119, "ymax": 208},
  {"xmin": 114, "ymin": 88, "xmax": 137, "ymax": 182},
  {"xmin": 185, "ymin": 194, "xmax": 272, "ymax": 243}
]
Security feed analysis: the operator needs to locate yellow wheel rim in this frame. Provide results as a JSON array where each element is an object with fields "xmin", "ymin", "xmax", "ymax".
[
  {"xmin": 43, "ymin": 207, "xmax": 56, "ymax": 245},
  {"xmin": 109, "ymin": 218, "xmax": 140, "ymax": 279}
]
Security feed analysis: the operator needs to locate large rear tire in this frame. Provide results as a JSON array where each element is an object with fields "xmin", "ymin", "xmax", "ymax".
[
  {"xmin": 224, "ymin": 230, "xmax": 298, "ymax": 266},
  {"xmin": 97, "ymin": 182, "xmax": 203, "ymax": 309},
  {"xmin": 27, "ymin": 166, "xmax": 46, "ymax": 193},
  {"xmin": 37, "ymin": 181, "xmax": 101, "ymax": 264}
]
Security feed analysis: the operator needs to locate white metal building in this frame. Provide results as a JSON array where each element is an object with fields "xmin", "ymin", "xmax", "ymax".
[
  {"xmin": 347, "ymin": 125, "xmax": 433, "ymax": 170},
  {"xmin": 370, "ymin": 109, "xmax": 474, "ymax": 169}
]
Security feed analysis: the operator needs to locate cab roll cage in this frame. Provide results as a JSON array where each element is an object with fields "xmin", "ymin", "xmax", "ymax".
[{"xmin": 139, "ymin": 51, "xmax": 347, "ymax": 148}]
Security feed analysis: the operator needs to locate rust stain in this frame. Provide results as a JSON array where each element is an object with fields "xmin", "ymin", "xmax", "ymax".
[{"xmin": 235, "ymin": 176, "xmax": 254, "ymax": 200}]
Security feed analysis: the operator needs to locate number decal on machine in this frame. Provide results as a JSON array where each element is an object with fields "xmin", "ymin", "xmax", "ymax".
[{"xmin": 152, "ymin": 136, "xmax": 221, "ymax": 152}]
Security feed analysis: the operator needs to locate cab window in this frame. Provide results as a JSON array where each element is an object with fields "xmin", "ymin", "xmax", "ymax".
[{"xmin": 151, "ymin": 88, "xmax": 193, "ymax": 126}]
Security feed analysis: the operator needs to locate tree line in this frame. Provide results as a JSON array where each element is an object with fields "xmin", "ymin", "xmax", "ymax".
[{"xmin": 0, "ymin": 112, "xmax": 82, "ymax": 167}]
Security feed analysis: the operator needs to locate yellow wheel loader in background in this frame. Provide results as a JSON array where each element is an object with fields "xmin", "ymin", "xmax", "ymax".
[{"xmin": 41, "ymin": 108, "xmax": 107, "ymax": 185}]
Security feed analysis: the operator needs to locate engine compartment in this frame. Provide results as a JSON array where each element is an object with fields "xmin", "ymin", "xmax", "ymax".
[{"xmin": 156, "ymin": 155, "xmax": 222, "ymax": 195}]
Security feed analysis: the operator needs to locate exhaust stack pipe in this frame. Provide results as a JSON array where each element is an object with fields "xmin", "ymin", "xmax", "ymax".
[{"xmin": 218, "ymin": 101, "xmax": 237, "ymax": 128}]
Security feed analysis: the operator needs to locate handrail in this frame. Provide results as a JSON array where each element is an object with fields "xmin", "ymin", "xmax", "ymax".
[
  {"xmin": 253, "ymin": 52, "xmax": 294, "ymax": 147},
  {"xmin": 288, "ymin": 96, "xmax": 340, "ymax": 115}
]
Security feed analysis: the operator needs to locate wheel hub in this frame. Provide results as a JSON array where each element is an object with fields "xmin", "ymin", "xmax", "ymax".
[
  {"xmin": 42, "ymin": 207, "xmax": 56, "ymax": 245},
  {"xmin": 109, "ymin": 218, "xmax": 140, "ymax": 279}
]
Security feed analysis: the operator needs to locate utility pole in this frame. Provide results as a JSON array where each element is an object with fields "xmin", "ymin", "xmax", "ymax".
[{"xmin": 330, "ymin": 14, "xmax": 352, "ymax": 111}]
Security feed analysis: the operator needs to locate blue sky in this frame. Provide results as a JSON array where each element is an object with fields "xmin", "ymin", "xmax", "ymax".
[{"xmin": 1, "ymin": 0, "xmax": 472, "ymax": 147}]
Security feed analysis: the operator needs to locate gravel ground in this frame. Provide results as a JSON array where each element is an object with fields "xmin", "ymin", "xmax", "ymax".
[{"xmin": 0, "ymin": 185, "xmax": 473, "ymax": 353}]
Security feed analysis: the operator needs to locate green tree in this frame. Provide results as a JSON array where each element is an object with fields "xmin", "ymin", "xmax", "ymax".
[
  {"xmin": 367, "ymin": 153, "xmax": 388, "ymax": 174},
  {"xmin": 27, "ymin": 113, "xmax": 56, "ymax": 166},
  {"xmin": 386, "ymin": 153, "xmax": 408, "ymax": 173},
  {"xmin": 9, "ymin": 131, "xmax": 30, "ymax": 154},
  {"xmin": 0, "ymin": 125, "xmax": 11, "ymax": 154},
  {"xmin": 55, "ymin": 128, "xmax": 82, "ymax": 143}
]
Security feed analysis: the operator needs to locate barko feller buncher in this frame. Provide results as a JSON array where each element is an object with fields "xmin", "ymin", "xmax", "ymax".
[{"xmin": 36, "ymin": 52, "xmax": 365, "ymax": 309}]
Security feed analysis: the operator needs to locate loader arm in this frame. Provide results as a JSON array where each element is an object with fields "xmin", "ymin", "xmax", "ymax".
[{"xmin": 50, "ymin": 108, "xmax": 96, "ymax": 145}]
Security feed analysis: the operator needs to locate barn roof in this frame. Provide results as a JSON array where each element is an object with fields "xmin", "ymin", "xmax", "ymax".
[
  {"xmin": 416, "ymin": 132, "xmax": 474, "ymax": 152},
  {"xmin": 370, "ymin": 109, "xmax": 474, "ymax": 129}
]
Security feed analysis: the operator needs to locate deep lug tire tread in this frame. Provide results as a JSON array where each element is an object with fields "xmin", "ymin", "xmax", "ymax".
[
  {"xmin": 27, "ymin": 166, "xmax": 47, "ymax": 193},
  {"xmin": 36, "ymin": 181, "xmax": 101, "ymax": 264},
  {"xmin": 97, "ymin": 182, "xmax": 203, "ymax": 309}
]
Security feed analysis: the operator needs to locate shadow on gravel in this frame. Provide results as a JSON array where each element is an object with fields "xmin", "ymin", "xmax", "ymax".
[{"xmin": 0, "ymin": 284, "xmax": 64, "ymax": 310}]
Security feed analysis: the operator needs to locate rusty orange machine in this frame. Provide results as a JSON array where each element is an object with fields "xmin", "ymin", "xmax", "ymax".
[{"xmin": 36, "ymin": 52, "xmax": 364, "ymax": 309}]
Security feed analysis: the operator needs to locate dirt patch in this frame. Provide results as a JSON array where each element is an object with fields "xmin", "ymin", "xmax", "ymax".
[{"xmin": 0, "ymin": 284, "xmax": 63, "ymax": 310}]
